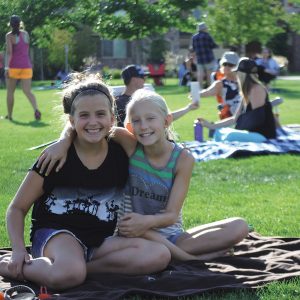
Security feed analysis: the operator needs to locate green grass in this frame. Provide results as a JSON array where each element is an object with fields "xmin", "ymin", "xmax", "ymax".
[{"xmin": 0, "ymin": 78, "xmax": 299, "ymax": 299}]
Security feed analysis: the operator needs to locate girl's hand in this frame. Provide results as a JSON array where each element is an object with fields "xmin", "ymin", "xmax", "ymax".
[
  {"xmin": 8, "ymin": 249, "xmax": 31, "ymax": 280},
  {"xmin": 119, "ymin": 213, "xmax": 151, "ymax": 237},
  {"xmin": 198, "ymin": 118, "xmax": 214, "ymax": 129},
  {"xmin": 37, "ymin": 140, "xmax": 69, "ymax": 175}
]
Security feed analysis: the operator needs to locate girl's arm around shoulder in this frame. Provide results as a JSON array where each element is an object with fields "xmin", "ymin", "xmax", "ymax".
[
  {"xmin": 37, "ymin": 122, "xmax": 75, "ymax": 175},
  {"xmin": 112, "ymin": 127, "xmax": 137, "ymax": 157}
]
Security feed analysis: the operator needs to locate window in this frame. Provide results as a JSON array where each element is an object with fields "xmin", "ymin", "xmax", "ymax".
[{"xmin": 102, "ymin": 39, "xmax": 128, "ymax": 58}]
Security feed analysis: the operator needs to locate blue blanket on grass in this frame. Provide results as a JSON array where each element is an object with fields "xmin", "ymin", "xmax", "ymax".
[{"xmin": 182, "ymin": 126, "xmax": 300, "ymax": 162}]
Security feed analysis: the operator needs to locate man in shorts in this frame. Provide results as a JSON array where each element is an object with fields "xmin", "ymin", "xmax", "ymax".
[{"xmin": 192, "ymin": 22, "xmax": 218, "ymax": 88}]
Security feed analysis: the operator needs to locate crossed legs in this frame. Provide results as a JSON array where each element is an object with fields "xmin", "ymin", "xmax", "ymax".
[
  {"xmin": 176, "ymin": 217, "xmax": 249, "ymax": 259},
  {"xmin": 0, "ymin": 234, "xmax": 171, "ymax": 291}
]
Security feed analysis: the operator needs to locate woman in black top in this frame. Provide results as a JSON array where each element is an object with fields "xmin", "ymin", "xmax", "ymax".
[{"xmin": 199, "ymin": 57, "xmax": 276, "ymax": 140}]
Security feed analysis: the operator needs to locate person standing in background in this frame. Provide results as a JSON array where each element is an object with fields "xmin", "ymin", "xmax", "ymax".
[
  {"xmin": 5, "ymin": 15, "xmax": 41, "ymax": 121},
  {"xmin": 192, "ymin": 22, "xmax": 218, "ymax": 88}
]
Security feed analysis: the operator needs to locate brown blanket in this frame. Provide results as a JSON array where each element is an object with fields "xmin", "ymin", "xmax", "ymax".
[{"xmin": 1, "ymin": 233, "xmax": 299, "ymax": 299}]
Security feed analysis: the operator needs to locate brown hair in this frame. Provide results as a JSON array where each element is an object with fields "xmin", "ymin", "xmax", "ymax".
[{"xmin": 62, "ymin": 72, "xmax": 115, "ymax": 116}]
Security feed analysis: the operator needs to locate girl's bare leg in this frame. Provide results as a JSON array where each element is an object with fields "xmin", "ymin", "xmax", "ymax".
[
  {"xmin": 21, "ymin": 79, "xmax": 38, "ymax": 111},
  {"xmin": 87, "ymin": 236, "xmax": 171, "ymax": 275},
  {"xmin": 176, "ymin": 217, "xmax": 249, "ymax": 256},
  {"xmin": 0, "ymin": 233, "xmax": 86, "ymax": 291},
  {"xmin": 6, "ymin": 78, "xmax": 17, "ymax": 119}
]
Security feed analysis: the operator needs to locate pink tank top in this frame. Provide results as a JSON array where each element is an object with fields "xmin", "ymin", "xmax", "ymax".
[{"xmin": 9, "ymin": 32, "xmax": 32, "ymax": 69}]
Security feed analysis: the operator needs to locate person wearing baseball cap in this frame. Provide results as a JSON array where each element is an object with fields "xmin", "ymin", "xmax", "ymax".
[
  {"xmin": 115, "ymin": 65, "xmax": 149, "ymax": 127},
  {"xmin": 198, "ymin": 56, "xmax": 276, "ymax": 141},
  {"xmin": 115, "ymin": 64, "xmax": 199, "ymax": 127}
]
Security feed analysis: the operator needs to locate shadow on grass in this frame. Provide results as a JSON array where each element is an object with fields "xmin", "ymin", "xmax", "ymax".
[{"xmin": 10, "ymin": 119, "xmax": 49, "ymax": 127}]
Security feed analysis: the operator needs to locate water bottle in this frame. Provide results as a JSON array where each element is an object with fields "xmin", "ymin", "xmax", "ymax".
[{"xmin": 194, "ymin": 120, "xmax": 203, "ymax": 142}]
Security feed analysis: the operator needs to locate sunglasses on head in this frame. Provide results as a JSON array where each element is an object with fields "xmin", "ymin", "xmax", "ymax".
[{"xmin": 223, "ymin": 63, "xmax": 235, "ymax": 67}]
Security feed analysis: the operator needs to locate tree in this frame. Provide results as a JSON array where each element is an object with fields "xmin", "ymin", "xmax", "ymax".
[
  {"xmin": 0, "ymin": 0, "xmax": 76, "ymax": 46},
  {"xmin": 96, "ymin": 0, "xmax": 205, "ymax": 63},
  {"xmin": 205, "ymin": 0, "xmax": 285, "ymax": 53},
  {"xmin": 283, "ymin": 0, "xmax": 300, "ymax": 33}
]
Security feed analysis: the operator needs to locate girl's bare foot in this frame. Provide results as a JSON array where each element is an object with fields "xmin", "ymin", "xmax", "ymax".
[
  {"xmin": 195, "ymin": 248, "xmax": 233, "ymax": 261},
  {"xmin": 0, "ymin": 254, "xmax": 13, "ymax": 278}
]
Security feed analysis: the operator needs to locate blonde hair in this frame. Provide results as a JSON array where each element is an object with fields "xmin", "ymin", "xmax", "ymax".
[
  {"xmin": 125, "ymin": 89, "xmax": 176, "ymax": 140},
  {"xmin": 236, "ymin": 71, "xmax": 265, "ymax": 106}
]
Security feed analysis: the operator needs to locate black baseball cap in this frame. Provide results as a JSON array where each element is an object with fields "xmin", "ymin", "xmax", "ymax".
[
  {"xmin": 122, "ymin": 65, "xmax": 149, "ymax": 84},
  {"xmin": 232, "ymin": 57, "xmax": 258, "ymax": 74}
]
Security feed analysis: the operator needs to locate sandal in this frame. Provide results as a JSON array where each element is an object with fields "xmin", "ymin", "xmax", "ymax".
[
  {"xmin": 34, "ymin": 110, "xmax": 41, "ymax": 121},
  {"xmin": 4, "ymin": 285, "xmax": 36, "ymax": 300}
]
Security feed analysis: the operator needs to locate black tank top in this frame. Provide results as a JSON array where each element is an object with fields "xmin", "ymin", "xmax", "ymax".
[{"xmin": 236, "ymin": 94, "xmax": 276, "ymax": 139}]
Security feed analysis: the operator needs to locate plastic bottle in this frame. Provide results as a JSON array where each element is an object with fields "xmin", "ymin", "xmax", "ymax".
[{"xmin": 194, "ymin": 120, "xmax": 203, "ymax": 142}]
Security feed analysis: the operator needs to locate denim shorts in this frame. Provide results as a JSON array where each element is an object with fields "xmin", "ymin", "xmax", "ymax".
[
  {"xmin": 31, "ymin": 228, "xmax": 95, "ymax": 262},
  {"xmin": 167, "ymin": 232, "xmax": 183, "ymax": 244}
]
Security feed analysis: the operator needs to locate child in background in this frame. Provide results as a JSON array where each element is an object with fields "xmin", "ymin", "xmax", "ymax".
[
  {"xmin": 38, "ymin": 89, "xmax": 248, "ymax": 261},
  {"xmin": 0, "ymin": 74, "xmax": 170, "ymax": 290}
]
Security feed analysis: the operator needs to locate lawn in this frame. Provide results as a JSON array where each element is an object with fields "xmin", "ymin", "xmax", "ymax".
[{"xmin": 0, "ymin": 78, "xmax": 299, "ymax": 299}]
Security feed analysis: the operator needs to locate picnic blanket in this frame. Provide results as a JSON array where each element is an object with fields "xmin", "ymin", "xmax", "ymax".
[
  {"xmin": 1, "ymin": 233, "xmax": 299, "ymax": 299},
  {"xmin": 183, "ymin": 126, "xmax": 300, "ymax": 162}
]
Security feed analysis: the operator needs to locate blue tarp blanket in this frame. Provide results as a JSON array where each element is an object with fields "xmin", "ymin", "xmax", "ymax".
[{"xmin": 182, "ymin": 126, "xmax": 300, "ymax": 162}]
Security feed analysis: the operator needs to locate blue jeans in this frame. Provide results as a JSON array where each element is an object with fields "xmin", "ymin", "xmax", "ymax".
[{"xmin": 31, "ymin": 228, "xmax": 95, "ymax": 262}]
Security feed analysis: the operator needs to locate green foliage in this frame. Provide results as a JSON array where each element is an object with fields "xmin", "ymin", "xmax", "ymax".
[
  {"xmin": 72, "ymin": 26, "xmax": 98, "ymax": 70},
  {"xmin": 0, "ymin": 0, "xmax": 75, "ymax": 46},
  {"xmin": 206, "ymin": 0, "xmax": 285, "ymax": 50},
  {"xmin": 96, "ymin": 0, "xmax": 203, "ymax": 40},
  {"xmin": 110, "ymin": 68, "xmax": 122, "ymax": 79},
  {"xmin": 46, "ymin": 29, "xmax": 74, "ymax": 72},
  {"xmin": 283, "ymin": 0, "xmax": 300, "ymax": 33}
]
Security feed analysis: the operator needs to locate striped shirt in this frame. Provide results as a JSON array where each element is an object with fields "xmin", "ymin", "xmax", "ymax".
[{"xmin": 123, "ymin": 143, "xmax": 184, "ymax": 238}]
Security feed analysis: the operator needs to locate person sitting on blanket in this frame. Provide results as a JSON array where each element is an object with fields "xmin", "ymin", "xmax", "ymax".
[
  {"xmin": 200, "ymin": 51, "xmax": 242, "ymax": 120},
  {"xmin": 36, "ymin": 89, "xmax": 249, "ymax": 262},
  {"xmin": 0, "ymin": 73, "xmax": 171, "ymax": 291},
  {"xmin": 199, "ymin": 57, "xmax": 277, "ymax": 142}
]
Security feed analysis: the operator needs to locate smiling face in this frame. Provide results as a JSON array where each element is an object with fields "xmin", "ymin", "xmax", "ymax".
[
  {"xmin": 130, "ymin": 101, "xmax": 168, "ymax": 146},
  {"xmin": 69, "ymin": 94, "xmax": 114, "ymax": 145}
]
